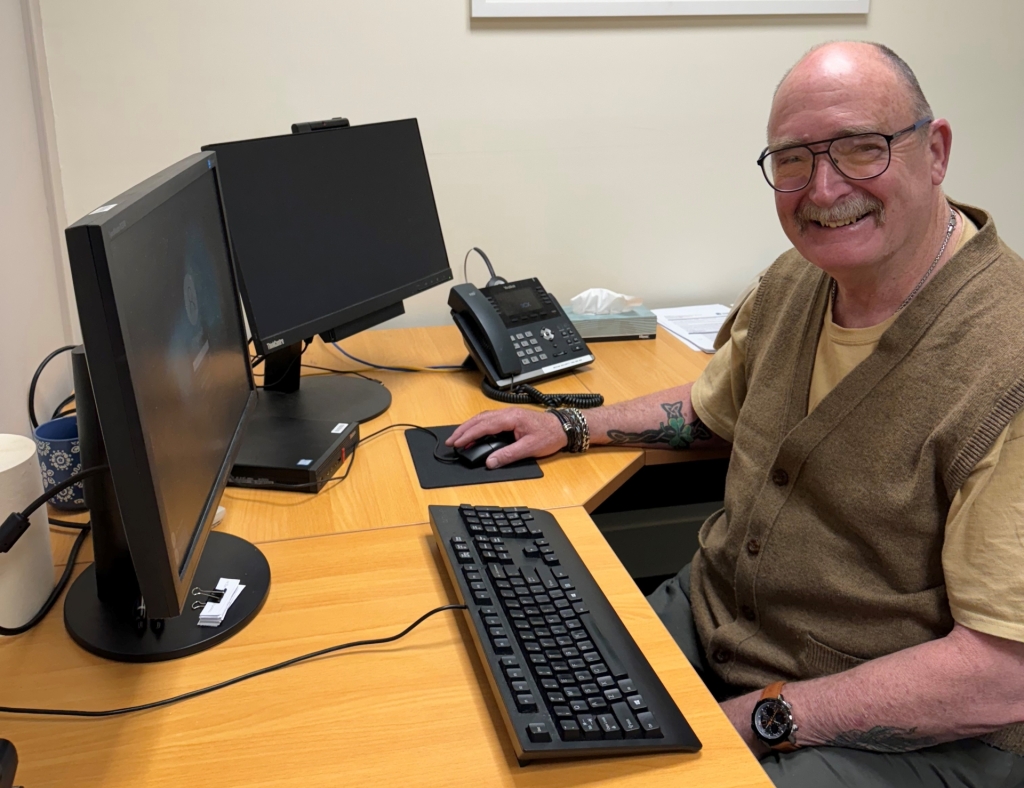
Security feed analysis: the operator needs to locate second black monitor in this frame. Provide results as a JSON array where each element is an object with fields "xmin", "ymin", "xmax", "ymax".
[{"xmin": 203, "ymin": 119, "xmax": 452, "ymax": 355}]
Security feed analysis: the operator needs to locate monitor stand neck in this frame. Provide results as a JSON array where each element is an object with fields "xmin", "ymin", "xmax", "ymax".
[{"xmin": 262, "ymin": 341, "xmax": 303, "ymax": 393}]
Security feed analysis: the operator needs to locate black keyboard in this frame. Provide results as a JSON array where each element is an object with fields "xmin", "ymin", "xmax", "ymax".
[{"xmin": 430, "ymin": 504, "xmax": 701, "ymax": 763}]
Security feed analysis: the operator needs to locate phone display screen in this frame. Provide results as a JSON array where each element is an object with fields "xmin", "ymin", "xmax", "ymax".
[{"xmin": 492, "ymin": 287, "xmax": 542, "ymax": 318}]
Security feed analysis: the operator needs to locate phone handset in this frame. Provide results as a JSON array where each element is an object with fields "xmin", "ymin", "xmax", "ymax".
[{"xmin": 448, "ymin": 284, "xmax": 521, "ymax": 379}]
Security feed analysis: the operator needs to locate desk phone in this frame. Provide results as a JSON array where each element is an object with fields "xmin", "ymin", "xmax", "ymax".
[{"xmin": 449, "ymin": 278, "xmax": 594, "ymax": 390}]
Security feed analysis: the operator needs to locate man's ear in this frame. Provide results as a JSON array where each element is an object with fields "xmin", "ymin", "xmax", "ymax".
[{"xmin": 928, "ymin": 119, "xmax": 953, "ymax": 186}]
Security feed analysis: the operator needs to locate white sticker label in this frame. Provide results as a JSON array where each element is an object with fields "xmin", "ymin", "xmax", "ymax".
[
  {"xmin": 89, "ymin": 203, "xmax": 117, "ymax": 214},
  {"xmin": 296, "ymin": 459, "xmax": 312, "ymax": 466},
  {"xmin": 331, "ymin": 423, "xmax": 349, "ymax": 434}
]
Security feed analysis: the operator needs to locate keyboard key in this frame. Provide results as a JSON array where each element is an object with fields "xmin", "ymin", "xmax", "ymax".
[
  {"xmin": 612, "ymin": 702, "xmax": 643, "ymax": 739},
  {"xmin": 617, "ymin": 678, "xmax": 636, "ymax": 694},
  {"xmin": 570, "ymin": 699, "xmax": 590, "ymax": 713},
  {"xmin": 559, "ymin": 719, "xmax": 581, "ymax": 741},
  {"xmin": 526, "ymin": 721, "xmax": 551, "ymax": 742},
  {"xmin": 597, "ymin": 675, "xmax": 616, "ymax": 688},
  {"xmin": 627, "ymin": 694, "xmax": 648, "ymax": 712},
  {"xmin": 547, "ymin": 692, "xmax": 566, "ymax": 704},
  {"xmin": 493, "ymin": 638, "xmax": 512, "ymax": 654},
  {"xmin": 637, "ymin": 711, "xmax": 663, "ymax": 738},
  {"xmin": 505, "ymin": 668, "xmax": 525, "ymax": 681},
  {"xmin": 581, "ymin": 683, "xmax": 599, "ymax": 695},
  {"xmin": 588, "ymin": 697, "xmax": 609, "ymax": 711},
  {"xmin": 512, "ymin": 680, "xmax": 530, "ymax": 693},
  {"xmin": 604, "ymin": 688, "xmax": 623, "ymax": 702},
  {"xmin": 517, "ymin": 694, "xmax": 538, "ymax": 712},
  {"xmin": 553, "ymin": 705, "xmax": 573, "ymax": 719},
  {"xmin": 597, "ymin": 714, "xmax": 623, "ymax": 739},
  {"xmin": 581, "ymin": 613, "xmax": 629, "ymax": 679},
  {"xmin": 578, "ymin": 714, "xmax": 601, "ymax": 740}
]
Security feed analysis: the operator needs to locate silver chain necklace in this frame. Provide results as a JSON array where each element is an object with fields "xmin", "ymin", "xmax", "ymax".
[{"xmin": 831, "ymin": 204, "xmax": 958, "ymax": 314}]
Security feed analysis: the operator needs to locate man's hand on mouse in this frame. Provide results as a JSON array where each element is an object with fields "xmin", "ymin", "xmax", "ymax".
[{"xmin": 448, "ymin": 408, "xmax": 567, "ymax": 469}]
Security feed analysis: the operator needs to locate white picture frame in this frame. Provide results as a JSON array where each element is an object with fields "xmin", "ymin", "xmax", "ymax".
[{"xmin": 472, "ymin": 0, "xmax": 869, "ymax": 17}]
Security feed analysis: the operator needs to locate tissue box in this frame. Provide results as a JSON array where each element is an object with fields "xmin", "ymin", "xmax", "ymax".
[{"xmin": 568, "ymin": 306, "xmax": 657, "ymax": 341}]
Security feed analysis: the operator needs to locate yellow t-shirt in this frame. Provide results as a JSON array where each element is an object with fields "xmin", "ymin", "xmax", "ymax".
[{"xmin": 692, "ymin": 212, "xmax": 1024, "ymax": 643}]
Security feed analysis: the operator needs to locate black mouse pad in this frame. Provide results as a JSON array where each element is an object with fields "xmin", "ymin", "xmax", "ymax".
[{"xmin": 404, "ymin": 425, "xmax": 543, "ymax": 490}]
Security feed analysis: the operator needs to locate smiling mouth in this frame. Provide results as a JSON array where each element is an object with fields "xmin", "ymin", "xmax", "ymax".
[
  {"xmin": 796, "ymin": 195, "xmax": 886, "ymax": 234},
  {"xmin": 812, "ymin": 213, "xmax": 872, "ymax": 229}
]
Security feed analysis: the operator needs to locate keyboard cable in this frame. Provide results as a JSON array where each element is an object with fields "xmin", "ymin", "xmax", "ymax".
[{"xmin": 0, "ymin": 603, "xmax": 468, "ymax": 718}]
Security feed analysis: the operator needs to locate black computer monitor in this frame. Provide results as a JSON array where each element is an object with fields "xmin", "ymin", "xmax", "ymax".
[
  {"xmin": 63, "ymin": 152, "xmax": 270, "ymax": 662},
  {"xmin": 201, "ymin": 119, "xmax": 453, "ymax": 448}
]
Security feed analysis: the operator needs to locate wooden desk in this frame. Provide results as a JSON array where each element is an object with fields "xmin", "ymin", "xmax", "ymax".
[
  {"xmin": 10, "ymin": 325, "xmax": 770, "ymax": 787},
  {"xmin": 10, "ymin": 509, "xmax": 767, "ymax": 788},
  {"xmin": 218, "ymin": 327, "xmax": 654, "ymax": 545}
]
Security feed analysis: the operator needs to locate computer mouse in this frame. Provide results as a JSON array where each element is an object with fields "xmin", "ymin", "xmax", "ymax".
[{"xmin": 455, "ymin": 432, "xmax": 516, "ymax": 469}]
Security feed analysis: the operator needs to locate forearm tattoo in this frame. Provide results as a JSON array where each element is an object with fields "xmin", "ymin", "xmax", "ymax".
[
  {"xmin": 605, "ymin": 401, "xmax": 712, "ymax": 449},
  {"xmin": 826, "ymin": 726, "xmax": 938, "ymax": 753}
]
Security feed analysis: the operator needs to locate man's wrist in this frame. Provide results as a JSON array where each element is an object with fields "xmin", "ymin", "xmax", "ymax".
[
  {"xmin": 546, "ymin": 407, "xmax": 590, "ymax": 453},
  {"xmin": 751, "ymin": 682, "xmax": 800, "ymax": 751}
]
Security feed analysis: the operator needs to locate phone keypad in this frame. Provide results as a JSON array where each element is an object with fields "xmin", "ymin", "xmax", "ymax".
[{"xmin": 509, "ymin": 323, "xmax": 584, "ymax": 369}]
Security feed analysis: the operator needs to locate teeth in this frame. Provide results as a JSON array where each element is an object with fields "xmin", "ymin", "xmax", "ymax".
[{"xmin": 818, "ymin": 214, "xmax": 864, "ymax": 229}]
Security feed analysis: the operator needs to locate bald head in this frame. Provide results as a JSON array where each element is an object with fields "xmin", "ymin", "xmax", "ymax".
[{"xmin": 773, "ymin": 42, "xmax": 932, "ymax": 135}]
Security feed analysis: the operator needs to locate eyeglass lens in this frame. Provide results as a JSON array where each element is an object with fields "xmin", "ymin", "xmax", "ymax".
[{"xmin": 764, "ymin": 133, "xmax": 891, "ymax": 192}]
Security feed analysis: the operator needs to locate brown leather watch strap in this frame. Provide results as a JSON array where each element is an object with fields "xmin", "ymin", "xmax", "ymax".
[{"xmin": 760, "ymin": 681, "xmax": 786, "ymax": 701}]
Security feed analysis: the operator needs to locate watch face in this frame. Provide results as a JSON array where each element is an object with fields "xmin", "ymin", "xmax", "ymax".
[{"xmin": 753, "ymin": 698, "xmax": 791, "ymax": 742}]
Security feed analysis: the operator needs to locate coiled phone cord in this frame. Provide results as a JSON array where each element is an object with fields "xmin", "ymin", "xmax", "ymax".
[{"xmin": 481, "ymin": 380, "xmax": 603, "ymax": 409}]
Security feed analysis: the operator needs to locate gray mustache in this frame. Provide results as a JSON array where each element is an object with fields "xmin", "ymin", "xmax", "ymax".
[{"xmin": 795, "ymin": 195, "xmax": 886, "ymax": 231}]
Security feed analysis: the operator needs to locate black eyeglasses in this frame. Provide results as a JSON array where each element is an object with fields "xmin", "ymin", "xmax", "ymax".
[{"xmin": 756, "ymin": 118, "xmax": 933, "ymax": 193}]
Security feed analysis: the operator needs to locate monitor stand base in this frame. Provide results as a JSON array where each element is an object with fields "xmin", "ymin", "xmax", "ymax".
[
  {"xmin": 64, "ymin": 532, "xmax": 270, "ymax": 663},
  {"xmin": 260, "ymin": 375, "xmax": 392, "ymax": 425}
]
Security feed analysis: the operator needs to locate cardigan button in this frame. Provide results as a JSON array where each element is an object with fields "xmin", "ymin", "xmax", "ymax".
[
  {"xmin": 712, "ymin": 649, "xmax": 732, "ymax": 664},
  {"xmin": 771, "ymin": 468, "xmax": 789, "ymax": 486},
  {"xmin": 746, "ymin": 538, "xmax": 761, "ymax": 556}
]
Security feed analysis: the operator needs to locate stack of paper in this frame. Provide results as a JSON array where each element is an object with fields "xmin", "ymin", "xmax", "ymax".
[
  {"xmin": 197, "ymin": 578, "xmax": 246, "ymax": 628},
  {"xmin": 652, "ymin": 304, "xmax": 731, "ymax": 354}
]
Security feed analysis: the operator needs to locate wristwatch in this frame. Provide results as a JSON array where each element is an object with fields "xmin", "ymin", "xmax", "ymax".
[{"xmin": 751, "ymin": 681, "xmax": 799, "ymax": 751}]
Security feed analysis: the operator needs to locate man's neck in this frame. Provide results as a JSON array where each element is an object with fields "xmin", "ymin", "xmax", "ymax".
[{"xmin": 832, "ymin": 197, "xmax": 961, "ymax": 329}]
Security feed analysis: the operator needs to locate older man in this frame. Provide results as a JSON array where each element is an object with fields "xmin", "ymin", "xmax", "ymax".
[{"xmin": 449, "ymin": 42, "xmax": 1024, "ymax": 786}]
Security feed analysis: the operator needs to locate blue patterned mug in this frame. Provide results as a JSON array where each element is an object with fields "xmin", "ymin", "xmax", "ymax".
[{"xmin": 33, "ymin": 415, "xmax": 86, "ymax": 510}]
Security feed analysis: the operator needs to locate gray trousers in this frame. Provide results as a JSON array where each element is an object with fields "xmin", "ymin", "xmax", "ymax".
[{"xmin": 647, "ymin": 565, "xmax": 1024, "ymax": 788}]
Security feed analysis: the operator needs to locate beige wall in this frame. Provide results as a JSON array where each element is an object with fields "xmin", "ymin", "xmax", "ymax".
[
  {"xmin": 37, "ymin": 0, "xmax": 1024, "ymax": 333},
  {"xmin": 0, "ymin": 0, "xmax": 74, "ymax": 438}
]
